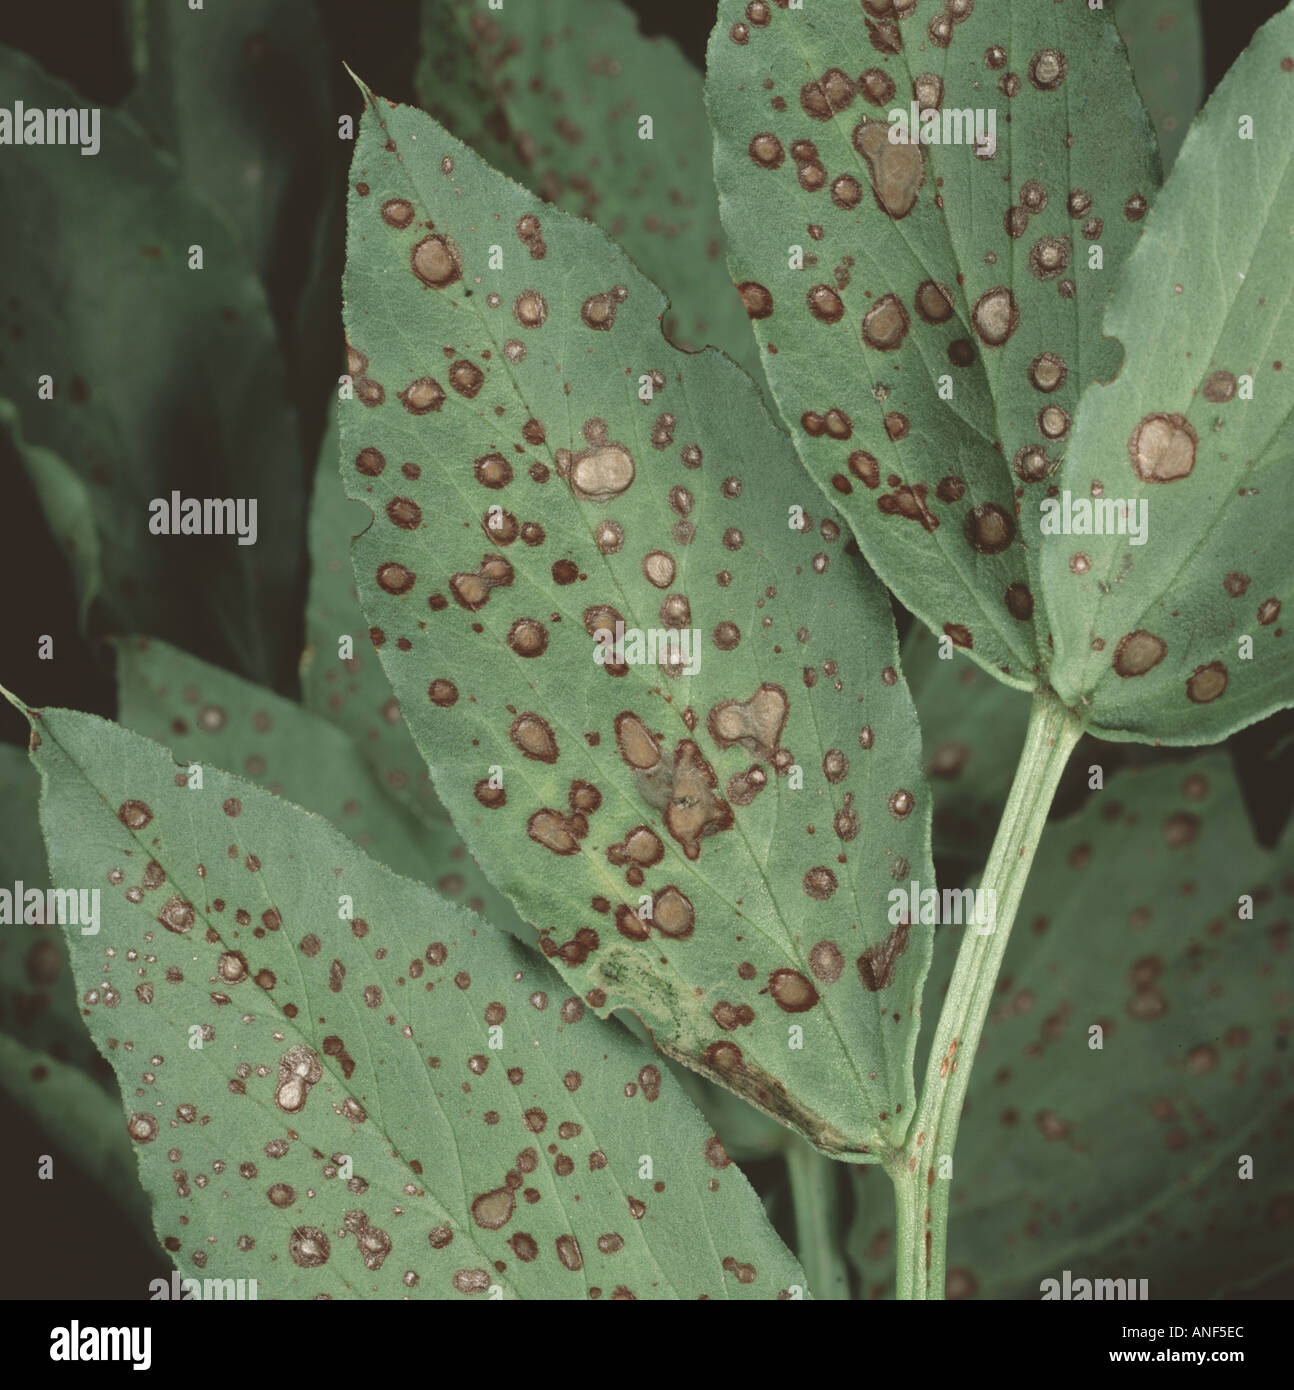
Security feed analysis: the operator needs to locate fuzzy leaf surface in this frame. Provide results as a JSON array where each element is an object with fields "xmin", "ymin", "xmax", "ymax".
[
  {"xmin": 1041, "ymin": 7, "xmax": 1294, "ymax": 744},
  {"xmin": 709, "ymin": 0, "xmax": 1157, "ymax": 691},
  {"xmin": 340, "ymin": 84, "xmax": 932, "ymax": 1158},
  {"xmin": 26, "ymin": 705, "xmax": 805, "ymax": 1299},
  {"xmin": 416, "ymin": 0, "xmax": 760, "ymax": 373}
]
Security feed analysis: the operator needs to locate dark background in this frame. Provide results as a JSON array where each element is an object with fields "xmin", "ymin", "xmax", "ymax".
[{"xmin": 0, "ymin": 0, "xmax": 1287, "ymax": 1299}]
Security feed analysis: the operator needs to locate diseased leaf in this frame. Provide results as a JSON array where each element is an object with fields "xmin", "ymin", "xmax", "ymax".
[
  {"xmin": 0, "ymin": 48, "xmax": 302, "ymax": 691},
  {"xmin": 901, "ymin": 624, "xmax": 1029, "ymax": 866},
  {"xmin": 416, "ymin": 0, "xmax": 761, "ymax": 373},
  {"xmin": 1113, "ymin": 0, "xmax": 1204, "ymax": 172},
  {"xmin": 672, "ymin": 1064, "xmax": 792, "ymax": 1163},
  {"xmin": 304, "ymin": 404, "xmax": 442, "ymax": 828},
  {"xmin": 0, "ymin": 1034, "xmax": 151, "ymax": 1233},
  {"xmin": 855, "ymin": 755, "xmax": 1294, "ymax": 1300},
  {"xmin": 115, "ymin": 636, "xmax": 527, "ymax": 940},
  {"xmin": 340, "ymin": 83, "xmax": 933, "ymax": 1159},
  {"xmin": 708, "ymin": 1, "xmax": 1157, "ymax": 687},
  {"xmin": 1042, "ymin": 7, "xmax": 1294, "ymax": 744},
  {"xmin": 24, "ymin": 703, "xmax": 806, "ymax": 1300},
  {"xmin": 0, "ymin": 744, "xmax": 98, "ymax": 1073},
  {"xmin": 301, "ymin": 409, "xmax": 534, "ymax": 944}
]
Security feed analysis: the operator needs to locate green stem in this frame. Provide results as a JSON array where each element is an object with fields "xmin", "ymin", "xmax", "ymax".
[
  {"xmin": 895, "ymin": 692, "xmax": 1082, "ymax": 1299},
  {"xmin": 786, "ymin": 1137, "xmax": 850, "ymax": 1299}
]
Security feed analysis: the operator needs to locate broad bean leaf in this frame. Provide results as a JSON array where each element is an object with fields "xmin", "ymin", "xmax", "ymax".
[
  {"xmin": 23, "ymin": 703, "xmax": 805, "ymax": 1299},
  {"xmin": 0, "ymin": 1033, "xmax": 151, "ymax": 1234},
  {"xmin": 304, "ymin": 403, "xmax": 443, "ymax": 830},
  {"xmin": 115, "ymin": 636, "xmax": 526, "ymax": 941},
  {"xmin": 340, "ymin": 83, "xmax": 932, "ymax": 1158},
  {"xmin": 125, "ymin": 0, "xmax": 330, "ymax": 320},
  {"xmin": 1113, "ymin": 0, "xmax": 1204, "ymax": 173},
  {"xmin": 0, "ymin": 48, "xmax": 302, "ymax": 692},
  {"xmin": 0, "ymin": 744, "xmax": 97, "ymax": 1072},
  {"xmin": 901, "ymin": 623, "xmax": 1029, "ymax": 865},
  {"xmin": 416, "ymin": 0, "xmax": 761, "ymax": 374},
  {"xmin": 708, "ymin": 1, "xmax": 1157, "ymax": 689},
  {"xmin": 1041, "ymin": 6, "xmax": 1294, "ymax": 744},
  {"xmin": 855, "ymin": 754, "xmax": 1294, "ymax": 1299},
  {"xmin": 125, "ymin": 0, "xmax": 342, "ymax": 428},
  {"xmin": 0, "ymin": 403, "xmax": 101, "ymax": 630}
]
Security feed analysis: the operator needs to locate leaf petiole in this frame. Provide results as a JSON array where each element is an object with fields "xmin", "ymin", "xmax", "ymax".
[{"xmin": 890, "ymin": 693, "xmax": 1083, "ymax": 1299}]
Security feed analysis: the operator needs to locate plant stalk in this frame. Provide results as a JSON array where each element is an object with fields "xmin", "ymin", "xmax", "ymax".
[
  {"xmin": 892, "ymin": 692, "xmax": 1082, "ymax": 1299},
  {"xmin": 786, "ymin": 1138, "xmax": 850, "ymax": 1299}
]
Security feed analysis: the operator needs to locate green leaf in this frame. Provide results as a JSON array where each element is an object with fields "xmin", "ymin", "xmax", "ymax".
[
  {"xmin": 24, "ymin": 702, "xmax": 806, "ymax": 1299},
  {"xmin": 0, "ymin": 403, "xmax": 101, "ymax": 630},
  {"xmin": 1113, "ymin": 0, "xmax": 1205, "ymax": 172},
  {"xmin": 854, "ymin": 753, "xmax": 1294, "ymax": 1299},
  {"xmin": 340, "ymin": 82, "xmax": 933, "ymax": 1158},
  {"xmin": 301, "ymin": 408, "xmax": 535, "ymax": 944},
  {"xmin": 125, "ymin": 0, "xmax": 329, "ymax": 302},
  {"xmin": 125, "ymin": 0, "xmax": 342, "ymax": 425},
  {"xmin": 708, "ymin": 1, "xmax": 1158, "ymax": 687},
  {"xmin": 901, "ymin": 624, "xmax": 1029, "ymax": 866},
  {"xmin": 416, "ymin": 0, "xmax": 761, "ymax": 374},
  {"xmin": 671, "ymin": 1064, "xmax": 792, "ymax": 1163},
  {"xmin": 0, "ymin": 744, "xmax": 98, "ymax": 1073},
  {"xmin": 1042, "ymin": 6, "xmax": 1294, "ymax": 745},
  {"xmin": 0, "ymin": 47, "xmax": 303, "ymax": 692},
  {"xmin": 0, "ymin": 1034, "xmax": 152, "ymax": 1233},
  {"xmin": 304, "ymin": 405, "xmax": 445, "ymax": 828},
  {"xmin": 115, "ymin": 636, "xmax": 527, "ymax": 941}
]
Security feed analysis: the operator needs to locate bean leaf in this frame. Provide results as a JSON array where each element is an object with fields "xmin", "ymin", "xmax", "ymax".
[
  {"xmin": 1113, "ymin": 0, "xmax": 1205, "ymax": 172},
  {"xmin": 1041, "ymin": 6, "xmax": 1294, "ymax": 744},
  {"xmin": 0, "ymin": 48, "xmax": 303, "ymax": 692},
  {"xmin": 21, "ymin": 702, "xmax": 806, "ymax": 1299},
  {"xmin": 340, "ymin": 82, "xmax": 932, "ymax": 1158},
  {"xmin": 901, "ymin": 625, "xmax": 1028, "ymax": 866},
  {"xmin": 115, "ymin": 636, "xmax": 526, "ymax": 941},
  {"xmin": 852, "ymin": 754, "xmax": 1294, "ymax": 1299},
  {"xmin": 0, "ymin": 744, "xmax": 97, "ymax": 1072},
  {"xmin": 708, "ymin": 1, "xmax": 1157, "ymax": 689},
  {"xmin": 416, "ymin": 0, "xmax": 761, "ymax": 374},
  {"xmin": 0, "ymin": 1034, "xmax": 151, "ymax": 1235}
]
